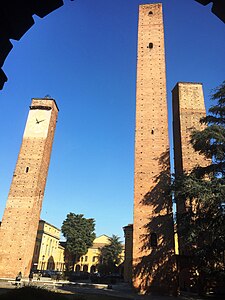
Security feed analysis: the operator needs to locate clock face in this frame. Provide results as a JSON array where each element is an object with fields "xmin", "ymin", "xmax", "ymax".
[{"xmin": 23, "ymin": 109, "xmax": 51, "ymax": 138}]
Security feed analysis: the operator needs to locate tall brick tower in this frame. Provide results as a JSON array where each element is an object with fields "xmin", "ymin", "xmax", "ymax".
[
  {"xmin": 0, "ymin": 98, "xmax": 58, "ymax": 278},
  {"xmin": 172, "ymin": 82, "xmax": 208, "ymax": 215},
  {"xmin": 172, "ymin": 82, "xmax": 209, "ymax": 267},
  {"xmin": 133, "ymin": 4, "xmax": 174, "ymax": 293}
]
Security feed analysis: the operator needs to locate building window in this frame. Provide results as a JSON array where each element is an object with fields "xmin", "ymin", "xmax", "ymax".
[
  {"xmin": 85, "ymin": 256, "xmax": 88, "ymax": 262},
  {"xmin": 25, "ymin": 167, "xmax": 29, "ymax": 173},
  {"xmin": 83, "ymin": 265, "xmax": 88, "ymax": 272},
  {"xmin": 148, "ymin": 42, "xmax": 153, "ymax": 49},
  {"xmin": 48, "ymin": 239, "xmax": 52, "ymax": 255}
]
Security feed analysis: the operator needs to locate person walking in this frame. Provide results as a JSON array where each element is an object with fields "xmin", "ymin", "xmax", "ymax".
[
  {"xmin": 37, "ymin": 271, "xmax": 42, "ymax": 281},
  {"xmin": 28, "ymin": 271, "xmax": 33, "ymax": 284},
  {"xmin": 15, "ymin": 271, "xmax": 22, "ymax": 287}
]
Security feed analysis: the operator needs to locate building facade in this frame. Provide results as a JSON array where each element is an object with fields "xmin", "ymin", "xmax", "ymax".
[
  {"xmin": 74, "ymin": 235, "xmax": 109, "ymax": 273},
  {"xmin": 32, "ymin": 230, "xmax": 123, "ymax": 274},
  {"xmin": 32, "ymin": 220, "xmax": 65, "ymax": 271},
  {"xmin": 74, "ymin": 235, "xmax": 124, "ymax": 274},
  {"xmin": 133, "ymin": 3, "xmax": 175, "ymax": 293},
  {"xmin": 0, "ymin": 98, "xmax": 58, "ymax": 278}
]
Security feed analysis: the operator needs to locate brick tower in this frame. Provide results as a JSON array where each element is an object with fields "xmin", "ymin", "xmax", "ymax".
[
  {"xmin": 133, "ymin": 4, "xmax": 174, "ymax": 293},
  {"xmin": 172, "ymin": 82, "xmax": 209, "ymax": 267},
  {"xmin": 0, "ymin": 98, "xmax": 58, "ymax": 278},
  {"xmin": 172, "ymin": 82, "xmax": 208, "ymax": 215}
]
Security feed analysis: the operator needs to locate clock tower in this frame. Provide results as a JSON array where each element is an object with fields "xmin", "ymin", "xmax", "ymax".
[{"xmin": 0, "ymin": 98, "xmax": 58, "ymax": 278}]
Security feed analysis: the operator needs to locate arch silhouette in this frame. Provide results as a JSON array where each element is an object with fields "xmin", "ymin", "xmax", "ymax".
[
  {"xmin": 1, "ymin": 1, "xmax": 224, "ymax": 90},
  {"xmin": 0, "ymin": 0, "xmax": 64, "ymax": 90}
]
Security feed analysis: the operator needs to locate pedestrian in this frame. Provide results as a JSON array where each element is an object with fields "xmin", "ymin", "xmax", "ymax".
[
  {"xmin": 15, "ymin": 271, "xmax": 22, "ymax": 287},
  {"xmin": 28, "ymin": 271, "xmax": 33, "ymax": 284},
  {"xmin": 56, "ymin": 271, "xmax": 60, "ymax": 282},
  {"xmin": 37, "ymin": 271, "xmax": 42, "ymax": 281}
]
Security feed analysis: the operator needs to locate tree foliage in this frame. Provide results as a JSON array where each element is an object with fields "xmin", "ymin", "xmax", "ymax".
[
  {"xmin": 61, "ymin": 213, "xmax": 96, "ymax": 268},
  {"xmin": 173, "ymin": 81, "xmax": 225, "ymax": 291},
  {"xmin": 97, "ymin": 235, "xmax": 123, "ymax": 275},
  {"xmin": 190, "ymin": 80, "xmax": 225, "ymax": 177}
]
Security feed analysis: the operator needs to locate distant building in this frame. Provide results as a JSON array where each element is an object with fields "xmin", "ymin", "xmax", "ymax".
[
  {"xmin": 32, "ymin": 220, "xmax": 65, "ymax": 271},
  {"xmin": 32, "ymin": 228, "xmax": 124, "ymax": 274},
  {"xmin": 74, "ymin": 235, "xmax": 124, "ymax": 273}
]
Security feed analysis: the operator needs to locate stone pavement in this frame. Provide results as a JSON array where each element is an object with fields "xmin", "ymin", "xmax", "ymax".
[
  {"xmin": 60, "ymin": 282, "xmax": 206, "ymax": 300},
  {"xmin": 0, "ymin": 279, "xmax": 207, "ymax": 300}
]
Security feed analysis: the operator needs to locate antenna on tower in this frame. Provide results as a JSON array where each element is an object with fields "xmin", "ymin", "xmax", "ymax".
[{"xmin": 44, "ymin": 94, "xmax": 52, "ymax": 99}]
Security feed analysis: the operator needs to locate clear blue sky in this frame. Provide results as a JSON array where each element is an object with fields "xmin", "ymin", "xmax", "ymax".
[{"xmin": 0, "ymin": 0, "xmax": 224, "ymax": 241}]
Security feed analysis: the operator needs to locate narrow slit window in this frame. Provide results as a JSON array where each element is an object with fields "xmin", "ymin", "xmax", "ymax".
[
  {"xmin": 26, "ymin": 167, "xmax": 29, "ymax": 173},
  {"xmin": 150, "ymin": 232, "xmax": 157, "ymax": 247}
]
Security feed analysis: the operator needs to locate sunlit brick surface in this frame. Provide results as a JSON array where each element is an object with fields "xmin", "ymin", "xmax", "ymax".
[
  {"xmin": 133, "ymin": 4, "xmax": 174, "ymax": 293},
  {"xmin": 172, "ymin": 82, "xmax": 208, "ymax": 214},
  {"xmin": 0, "ymin": 99, "xmax": 58, "ymax": 278}
]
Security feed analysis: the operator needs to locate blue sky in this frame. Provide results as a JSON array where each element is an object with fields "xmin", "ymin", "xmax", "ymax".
[{"xmin": 0, "ymin": 0, "xmax": 224, "ymax": 241}]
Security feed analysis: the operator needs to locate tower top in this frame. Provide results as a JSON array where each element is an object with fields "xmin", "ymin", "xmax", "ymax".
[
  {"xmin": 139, "ymin": 3, "xmax": 162, "ymax": 6},
  {"xmin": 31, "ymin": 97, "xmax": 59, "ymax": 112},
  {"xmin": 172, "ymin": 82, "xmax": 203, "ymax": 93}
]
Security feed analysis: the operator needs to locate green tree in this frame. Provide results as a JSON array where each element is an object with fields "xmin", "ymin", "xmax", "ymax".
[
  {"xmin": 61, "ymin": 213, "xmax": 96, "ymax": 270},
  {"xmin": 173, "ymin": 81, "xmax": 225, "ymax": 294},
  {"xmin": 97, "ymin": 235, "xmax": 123, "ymax": 275}
]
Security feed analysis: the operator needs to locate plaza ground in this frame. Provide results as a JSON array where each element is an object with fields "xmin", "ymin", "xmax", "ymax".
[{"xmin": 0, "ymin": 278, "xmax": 218, "ymax": 300}]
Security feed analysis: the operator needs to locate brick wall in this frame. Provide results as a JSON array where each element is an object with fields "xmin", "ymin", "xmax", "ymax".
[
  {"xmin": 172, "ymin": 82, "xmax": 208, "ymax": 214},
  {"xmin": 133, "ymin": 4, "xmax": 174, "ymax": 293},
  {"xmin": 0, "ymin": 98, "xmax": 58, "ymax": 278}
]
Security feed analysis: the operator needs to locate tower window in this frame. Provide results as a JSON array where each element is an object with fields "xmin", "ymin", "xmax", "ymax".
[
  {"xmin": 151, "ymin": 129, "xmax": 154, "ymax": 134},
  {"xmin": 148, "ymin": 43, "xmax": 153, "ymax": 49},
  {"xmin": 150, "ymin": 232, "xmax": 157, "ymax": 247},
  {"xmin": 149, "ymin": 11, "xmax": 153, "ymax": 15},
  {"xmin": 25, "ymin": 167, "xmax": 29, "ymax": 173}
]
